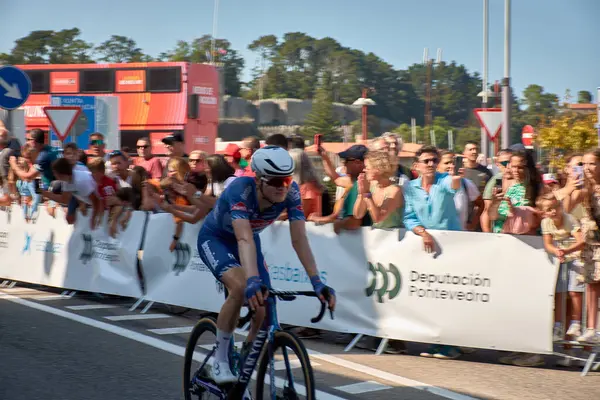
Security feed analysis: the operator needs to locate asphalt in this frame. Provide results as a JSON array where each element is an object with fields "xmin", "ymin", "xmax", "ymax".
[{"xmin": 1, "ymin": 285, "xmax": 600, "ymax": 400}]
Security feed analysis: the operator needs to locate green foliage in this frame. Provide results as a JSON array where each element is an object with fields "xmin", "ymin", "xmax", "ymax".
[
  {"xmin": 301, "ymin": 76, "xmax": 340, "ymax": 141},
  {"xmin": 578, "ymin": 90, "xmax": 593, "ymax": 104}
]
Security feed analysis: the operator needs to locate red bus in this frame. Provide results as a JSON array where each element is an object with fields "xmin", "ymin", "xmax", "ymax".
[{"xmin": 17, "ymin": 62, "xmax": 219, "ymax": 154}]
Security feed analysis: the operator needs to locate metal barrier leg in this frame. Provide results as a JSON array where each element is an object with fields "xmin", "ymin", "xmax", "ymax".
[
  {"xmin": 581, "ymin": 352, "xmax": 598, "ymax": 377},
  {"xmin": 129, "ymin": 297, "xmax": 145, "ymax": 312},
  {"xmin": 0, "ymin": 280, "xmax": 8, "ymax": 287},
  {"xmin": 375, "ymin": 338, "xmax": 389, "ymax": 356},
  {"xmin": 344, "ymin": 334, "xmax": 363, "ymax": 352},
  {"xmin": 141, "ymin": 301, "xmax": 154, "ymax": 314},
  {"xmin": 7, "ymin": 281, "xmax": 16, "ymax": 288},
  {"xmin": 60, "ymin": 290, "xmax": 69, "ymax": 297}
]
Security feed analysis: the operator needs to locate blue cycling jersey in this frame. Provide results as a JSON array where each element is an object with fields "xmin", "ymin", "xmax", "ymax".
[{"xmin": 200, "ymin": 177, "xmax": 305, "ymax": 240}]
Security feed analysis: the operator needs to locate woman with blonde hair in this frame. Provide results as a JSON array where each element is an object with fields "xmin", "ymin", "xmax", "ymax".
[
  {"xmin": 354, "ymin": 150, "xmax": 404, "ymax": 229},
  {"xmin": 289, "ymin": 149, "xmax": 324, "ymax": 218}
]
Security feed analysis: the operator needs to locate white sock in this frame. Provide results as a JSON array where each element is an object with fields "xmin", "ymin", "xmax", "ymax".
[
  {"xmin": 570, "ymin": 320, "xmax": 581, "ymax": 326},
  {"xmin": 215, "ymin": 329, "xmax": 232, "ymax": 363}
]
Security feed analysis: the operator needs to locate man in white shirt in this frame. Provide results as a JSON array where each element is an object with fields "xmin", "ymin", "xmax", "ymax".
[{"xmin": 43, "ymin": 158, "xmax": 102, "ymax": 229}]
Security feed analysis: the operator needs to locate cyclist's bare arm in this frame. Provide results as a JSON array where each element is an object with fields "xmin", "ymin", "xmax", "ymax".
[
  {"xmin": 232, "ymin": 219, "xmax": 260, "ymax": 279},
  {"xmin": 289, "ymin": 220, "xmax": 319, "ymax": 277}
]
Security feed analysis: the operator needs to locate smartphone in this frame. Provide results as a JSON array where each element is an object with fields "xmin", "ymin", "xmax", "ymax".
[
  {"xmin": 573, "ymin": 165, "xmax": 584, "ymax": 187},
  {"xmin": 495, "ymin": 179, "xmax": 503, "ymax": 190},
  {"xmin": 33, "ymin": 178, "xmax": 41, "ymax": 194},
  {"xmin": 314, "ymin": 134, "xmax": 323, "ymax": 148},
  {"xmin": 454, "ymin": 156, "xmax": 463, "ymax": 175}
]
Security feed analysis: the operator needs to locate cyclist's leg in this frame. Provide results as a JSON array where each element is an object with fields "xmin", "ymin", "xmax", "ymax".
[
  {"xmin": 197, "ymin": 236, "xmax": 244, "ymax": 383},
  {"xmin": 246, "ymin": 234, "xmax": 270, "ymax": 343}
]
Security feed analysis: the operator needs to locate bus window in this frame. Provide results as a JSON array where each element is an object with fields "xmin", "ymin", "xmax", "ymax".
[
  {"xmin": 81, "ymin": 69, "xmax": 114, "ymax": 93},
  {"xmin": 26, "ymin": 70, "xmax": 49, "ymax": 94},
  {"xmin": 147, "ymin": 67, "xmax": 181, "ymax": 92}
]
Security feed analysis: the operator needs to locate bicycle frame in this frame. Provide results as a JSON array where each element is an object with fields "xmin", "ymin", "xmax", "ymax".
[{"xmin": 191, "ymin": 290, "xmax": 326, "ymax": 399}]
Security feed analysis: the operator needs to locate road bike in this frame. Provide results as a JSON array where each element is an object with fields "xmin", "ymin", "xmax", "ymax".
[{"xmin": 183, "ymin": 289, "xmax": 333, "ymax": 400}]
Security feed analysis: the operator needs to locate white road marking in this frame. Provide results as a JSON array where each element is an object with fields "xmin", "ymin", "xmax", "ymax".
[
  {"xmin": 274, "ymin": 358, "xmax": 321, "ymax": 371},
  {"xmin": 105, "ymin": 313, "xmax": 171, "ymax": 321},
  {"xmin": 36, "ymin": 295, "xmax": 67, "ymax": 301},
  {"xmin": 335, "ymin": 381, "xmax": 391, "ymax": 394},
  {"xmin": 0, "ymin": 292, "xmax": 346, "ymax": 400},
  {"xmin": 148, "ymin": 326, "xmax": 194, "ymax": 335},
  {"xmin": 67, "ymin": 304, "xmax": 120, "ymax": 311}
]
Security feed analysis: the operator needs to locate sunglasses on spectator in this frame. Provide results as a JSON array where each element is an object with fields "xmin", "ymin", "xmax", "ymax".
[
  {"xmin": 137, "ymin": 145, "xmax": 149, "ymax": 149},
  {"xmin": 500, "ymin": 160, "xmax": 510, "ymax": 167},
  {"xmin": 419, "ymin": 158, "xmax": 439, "ymax": 165},
  {"xmin": 261, "ymin": 176, "xmax": 293, "ymax": 188},
  {"xmin": 90, "ymin": 139, "xmax": 104, "ymax": 146}
]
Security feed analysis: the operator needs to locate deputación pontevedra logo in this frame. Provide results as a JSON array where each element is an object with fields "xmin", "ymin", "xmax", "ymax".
[{"xmin": 365, "ymin": 262, "xmax": 401, "ymax": 303}]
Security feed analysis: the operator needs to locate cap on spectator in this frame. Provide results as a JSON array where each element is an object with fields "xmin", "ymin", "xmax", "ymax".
[
  {"xmin": 162, "ymin": 132, "xmax": 184, "ymax": 145},
  {"xmin": 224, "ymin": 143, "xmax": 241, "ymax": 160},
  {"xmin": 542, "ymin": 173, "xmax": 558, "ymax": 184},
  {"xmin": 509, "ymin": 143, "xmax": 526, "ymax": 152},
  {"xmin": 338, "ymin": 144, "xmax": 368, "ymax": 161}
]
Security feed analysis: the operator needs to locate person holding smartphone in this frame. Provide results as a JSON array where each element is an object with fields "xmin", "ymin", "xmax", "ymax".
[
  {"xmin": 437, "ymin": 151, "xmax": 480, "ymax": 230},
  {"xmin": 481, "ymin": 149, "xmax": 514, "ymax": 232}
]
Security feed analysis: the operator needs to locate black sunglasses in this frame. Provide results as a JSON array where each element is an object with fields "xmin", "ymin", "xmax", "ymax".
[{"xmin": 90, "ymin": 139, "xmax": 104, "ymax": 146}]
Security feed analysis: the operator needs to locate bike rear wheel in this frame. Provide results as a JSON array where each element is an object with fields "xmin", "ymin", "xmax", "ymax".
[
  {"xmin": 183, "ymin": 317, "xmax": 220, "ymax": 400},
  {"xmin": 255, "ymin": 330, "xmax": 316, "ymax": 400}
]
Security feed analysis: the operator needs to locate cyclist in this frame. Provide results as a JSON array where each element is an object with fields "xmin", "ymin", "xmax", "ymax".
[{"xmin": 197, "ymin": 145, "xmax": 336, "ymax": 384}]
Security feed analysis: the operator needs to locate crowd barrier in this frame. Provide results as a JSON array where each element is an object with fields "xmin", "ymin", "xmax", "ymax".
[{"xmin": 0, "ymin": 205, "xmax": 559, "ymax": 356}]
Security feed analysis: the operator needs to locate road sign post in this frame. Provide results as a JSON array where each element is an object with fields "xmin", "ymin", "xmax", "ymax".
[
  {"xmin": 43, "ymin": 106, "xmax": 82, "ymax": 147},
  {"xmin": 0, "ymin": 65, "xmax": 32, "ymax": 111}
]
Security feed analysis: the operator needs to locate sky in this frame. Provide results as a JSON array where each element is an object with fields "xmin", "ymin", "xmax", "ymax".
[{"xmin": 1, "ymin": 0, "xmax": 598, "ymax": 102}]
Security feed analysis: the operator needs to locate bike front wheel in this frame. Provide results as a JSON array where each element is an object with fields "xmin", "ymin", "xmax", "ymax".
[
  {"xmin": 183, "ymin": 317, "xmax": 218, "ymax": 400},
  {"xmin": 255, "ymin": 330, "xmax": 316, "ymax": 400}
]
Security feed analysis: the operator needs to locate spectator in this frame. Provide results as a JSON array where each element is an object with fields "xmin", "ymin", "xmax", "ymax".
[
  {"xmin": 157, "ymin": 171, "xmax": 211, "ymax": 224},
  {"xmin": 437, "ymin": 151, "xmax": 480, "ymax": 230},
  {"xmin": 354, "ymin": 150, "xmax": 404, "ymax": 228},
  {"xmin": 318, "ymin": 144, "xmax": 370, "ymax": 234},
  {"xmin": 372, "ymin": 133, "xmax": 414, "ymax": 185},
  {"xmin": 189, "ymin": 150, "xmax": 208, "ymax": 173},
  {"xmin": 134, "ymin": 137, "xmax": 163, "ymax": 179},
  {"xmin": 88, "ymin": 157, "xmax": 117, "ymax": 209},
  {"xmin": 266, "ymin": 133, "xmax": 289, "ymax": 150},
  {"xmin": 10, "ymin": 129, "xmax": 58, "ymax": 191},
  {"xmin": 109, "ymin": 150, "xmax": 132, "ymax": 188},
  {"xmin": 238, "ymin": 136, "xmax": 261, "ymax": 174},
  {"xmin": 16, "ymin": 144, "xmax": 41, "ymax": 222},
  {"xmin": 558, "ymin": 153, "xmax": 586, "ymax": 221},
  {"xmin": 63, "ymin": 143, "xmax": 89, "ymax": 173},
  {"xmin": 481, "ymin": 149, "xmax": 513, "ymax": 232},
  {"xmin": 289, "ymin": 148, "xmax": 324, "ymax": 219},
  {"xmin": 204, "ymin": 154, "xmax": 237, "ymax": 200},
  {"xmin": 488, "ymin": 151, "xmax": 541, "ymax": 234},
  {"xmin": 223, "ymin": 144, "xmax": 245, "ymax": 177},
  {"xmin": 462, "ymin": 141, "xmax": 493, "ymax": 231},
  {"xmin": 0, "ymin": 127, "xmax": 15, "ymax": 205},
  {"xmin": 161, "ymin": 132, "xmax": 187, "ymax": 159},
  {"xmin": 287, "ymin": 135, "xmax": 305, "ymax": 150},
  {"xmin": 403, "ymin": 145, "xmax": 463, "ymax": 360},
  {"xmin": 45, "ymin": 158, "xmax": 101, "ymax": 229},
  {"xmin": 89, "ymin": 132, "xmax": 112, "ymax": 175}
]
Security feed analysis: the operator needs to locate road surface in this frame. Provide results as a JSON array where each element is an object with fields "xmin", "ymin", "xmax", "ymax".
[{"xmin": 1, "ymin": 285, "xmax": 598, "ymax": 400}]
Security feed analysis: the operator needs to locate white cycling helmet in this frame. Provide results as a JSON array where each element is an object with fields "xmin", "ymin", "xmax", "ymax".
[{"xmin": 251, "ymin": 145, "xmax": 295, "ymax": 177}]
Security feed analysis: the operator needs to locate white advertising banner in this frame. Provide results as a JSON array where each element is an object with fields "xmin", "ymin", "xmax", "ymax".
[
  {"xmin": 66, "ymin": 210, "xmax": 144, "ymax": 298},
  {"xmin": 261, "ymin": 223, "xmax": 557, "ymax": 354},
  {"xmin": 0, "ymin": 205, "xmax": 143, "ymax": 298},
  {"xmin": 141, "ymin": 214, "xmax": 223, "ymax": 311}
]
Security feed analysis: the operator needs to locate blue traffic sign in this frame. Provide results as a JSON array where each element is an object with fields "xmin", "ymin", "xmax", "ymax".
[{"xmin": 0, "ymin": 65, "xmax": 32, "ymax": 110}]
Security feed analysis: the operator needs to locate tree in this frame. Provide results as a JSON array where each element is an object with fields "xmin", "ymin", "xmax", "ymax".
[
  {"xmin": 0, "ymin": 29, "xmax": 94, "ymax": 64},
  {"xmin": 161, "ymin": 35, "xmax": 245, "ymax": 96},
  {"xmin": 520, "ymin": 84, "xmax": 559, "ymax": 127},
  {"xmin": 95, "ymin": 35, "xmax": 145, "ymax": 63},
  {"xmin": 538, "ymin": 112, "xmax": 598, "ymax": 169},
  {"xmin": 578, "ymin": 90, "xmax": 593, "ymax": 104},
  {"xmin": 301, "ymin": 76, "xmax": 339, "ymax": 140}
]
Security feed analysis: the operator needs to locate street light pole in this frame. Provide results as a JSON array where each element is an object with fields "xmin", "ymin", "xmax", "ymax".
[
  {"xmin": 501, "ymin": 0, "xmax": 511, "ymax": 148},
  {"xmin": 481, "ymin": 0, "xmax": 489, "ymax": 159},
  {"xmin": 211, "ymin": 0, "xmax": 220, "ymax": 64}
]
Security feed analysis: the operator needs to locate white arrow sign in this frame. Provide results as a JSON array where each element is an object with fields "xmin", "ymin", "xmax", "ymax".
[
  {"xmin": 0, "ymin": 77, "xmax": 22, "ymax": 100},
  {"xmin": 43, "ymin": 107, "xmax": 82, "ymax": 141},
  {"xmin": 474, "ymin": 109, "xmax": 503, "ymax": 140}
]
